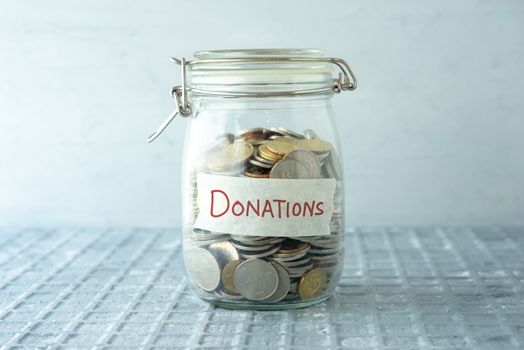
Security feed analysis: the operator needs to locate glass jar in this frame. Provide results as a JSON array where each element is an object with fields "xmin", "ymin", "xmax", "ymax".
[{"xmin": 148, "ymin": 49, "xmax": 357, "ymax": 309}]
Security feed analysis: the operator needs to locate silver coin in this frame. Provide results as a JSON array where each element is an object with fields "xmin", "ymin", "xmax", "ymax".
[
  {"xmin": 326, "ymin": 149, "xmax": 342, "ymax": 179},
  {"xmin": 287, "ymin": 267, "xmax": 313, "ymax": 278},
  {"xmin": 310, "ymin": 252, "xmax": 342, "ymax": 262},
  {"xmin": 263, "ymin": 262, "xmax": 291, "ymax": 303},
  {"xmin": 208, "ymin": 241, "xmax": 239, "ymax": 267},
  {"xmin": 234, "ymin": 259, "xmax": 279, "ymax": 301},
  {"xmin": 289, "ymin": 282, "xmax": 298, "ymax": 294},
  {"xmin": 231, "ymin": 241, "xmax": 274, "ymax": 252},
  {"xmin": 270, "ymin": 158, "xmax": 310, "ymax": 179},
  {"xmin": 209, "ymin": 165, "xmax": 246, "ymax": 176},
  {"xmin": 309, "ymin": 241, "xmax": 340, "ymax": 249},
  {"xmin": 215, "ymin": 289, "xmax": 244, "ymax": 300},
  {"xmin": 309, "ymin": 247, "xmax": 339, "ymax": 255},
  {"xmin": 238, "ymin": 244, "xmax": 281, "ymax": 259},
  {"xmin": 192, "ymin": 232, "xmax": 229, "ymax": 240},
  {"xmin": 270, "ymin": 256, "xmax": 311, "ymax": 268},
  {"xmin": 232, "ymin": 236, "xmax": 285, "ymax": 245},
  {"xmin": 185, "ymin": 247, "xmax": 221, "ymax": 292},
  {"xmin": 283, "ymin": 293, "xmax": 299, "ymax": 300},
  {"xmin": 271, "ymin": 248, "xmax": 310, "ymax": 261},
  {"xmin": 249, "ymin": 158, "xmax": 274, "ymax": 169},
  {"xmin": 190, "ymin": 233, "xmax": 230, "ymax": 246},
  {"xmin": 283, "ymin": 149, "xmax": 321, "ymax": 178}
]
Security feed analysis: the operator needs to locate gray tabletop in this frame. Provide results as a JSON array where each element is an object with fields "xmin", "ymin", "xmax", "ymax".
[{"xmin": 0, "ymin": 227, "xmax": 523, "ymax": 349}]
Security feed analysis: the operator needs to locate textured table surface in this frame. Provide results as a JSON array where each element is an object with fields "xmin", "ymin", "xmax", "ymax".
[{"xmin": 0, "ymin": 227, "xmax": 523, "ymax": 350}]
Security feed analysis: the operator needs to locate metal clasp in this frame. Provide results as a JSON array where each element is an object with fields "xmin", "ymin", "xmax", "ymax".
[{"xmin": 146, "ymin": 59, "xmax": 192, "ymax": 143}]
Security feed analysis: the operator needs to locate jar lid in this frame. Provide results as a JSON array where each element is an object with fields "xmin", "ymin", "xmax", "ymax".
[{"xmin": 188, "ymin": 49, "xmax": 334, "ymax": 90}]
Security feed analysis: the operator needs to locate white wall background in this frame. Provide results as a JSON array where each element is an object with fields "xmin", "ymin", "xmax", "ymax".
[{"xmin": 0, "ymin": 0, "xmax": 523, "ymax": 227}]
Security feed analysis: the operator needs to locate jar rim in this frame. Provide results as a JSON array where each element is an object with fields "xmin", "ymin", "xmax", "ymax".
[{"xmin": 193, "ymin": 48, "xmax": 326, "ymax": 59}]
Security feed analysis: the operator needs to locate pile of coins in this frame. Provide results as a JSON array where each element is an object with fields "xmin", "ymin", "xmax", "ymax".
[
  {"xmin": 203, "ymin": 127, "xmax": 341, "ymax": 180},
  {"xmin": 184, "ymin": 127, "xmax": 343, "ymax": 304}
]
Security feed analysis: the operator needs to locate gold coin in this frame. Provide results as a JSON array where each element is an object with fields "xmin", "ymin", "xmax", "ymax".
[
  {"xmin": 298, "ymin": 268, "xmax": 327, "ymax": 300},
  {"xmin": 258, "ymin": 144, "xmax": 284, "ymax": 161},
  {"xmin": 221, "ymin": 260, "xmax": 242, "ymax": 295},
  {"xmin": 296, "ymin": 139, "xmax": 333, "ymax": 154},
  {"xmin": 274, "ymin": 137, "xmax": 301, "ymax": 145},
  {"xmin": 206, "ymin": 142, "xmax": 254, "ymax": 171},
  {"xmin": 266, "ymin": 140, "xmax": 298, "ymax": 157}
]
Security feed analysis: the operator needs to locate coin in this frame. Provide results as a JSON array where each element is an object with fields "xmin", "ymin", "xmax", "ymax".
[
  {"xmin": 231, "ymin": 241, "xmax": 274, "ymax": 251},
  {"xmin": 185, "ymin": 247, "xmax": 221, "ymax": 292},
  {"xmin": 248, "ymin": 158, "xmax": 274, "ymax": 169},
  {"xmin": 244, "ymin": 167, "xmax": 270, "ymax": 178},
  {"xmin": 270, "ymin": 247, "xmax": 310, "ymax": 261},
  {"xmin": 283, "ymin": 149, "xmax": 321, "ymax": 178},
  {"xmin": 240, "ymin": 128, "xmax": 272, "ymax": 145},
  {"xmin": 208, "ymin": 241, "xmax": 239, "ymax": 266},
  {"xmin": 266, "ymin": 140, "xmax": 298, "ymax": 157},
  {"xmin": 234, "ymin": 259, "xmax": 279, "ymax": 301},
  {"xmin": 271, "ymin": 127, "xmax": 304, "ymax": 139},
  {"xmin": 258, "ymin": 143, "xmax": 284, "ymax": 161},
  {"xmin": 298, "ymin": 268, "xmax": 327, "ymax": 299},
  {"xmin": 206, "ymin": 142, "xmax": 254, "ymax": 171},
  {"xmin": 232, "ymin": 236, "xmax": 285, "ymax": 245},
  {"xmin": 221, "ymin": 259, "xmax": 242, "ymax": 295},
  {"xmin": 253, "ymin": 151, "xmax": 277, "ymax": 165},
  {"xmin": 270, "ymin": 158, "xmax": 311, "ymax": 179},
  {"xmin": 326, "ymin": 150, "xmax": 342, "ymax": 179},
  {"xmin": 238, "ymin": 244, "xmax": 281, "ymax": 259},
  {"xmin": 271, "ymin": 137, "xmax": 301, "ymax": 146},
  {"xmin": 271, "ymin": 256, "xmax": 311, "ymax": 268},
  {"xmin": 263, "ymin": 262, "xmax": 291, "ymax": 303},
  {"xmin": 276, "ymin": 239, "xmax": 310, "ymax": 254},
  {"xmin": 215, "ymin": 289, "xmax": 244, "ymax": 300},
  {"xmin": 296, "ymin": 138, "xmax": 333, "ymax": 154}
]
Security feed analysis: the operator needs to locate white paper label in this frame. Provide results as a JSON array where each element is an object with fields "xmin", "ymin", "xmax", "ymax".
[{"xmin": 194, "ymin": 174, "xmax": 336, "ymax": 237}]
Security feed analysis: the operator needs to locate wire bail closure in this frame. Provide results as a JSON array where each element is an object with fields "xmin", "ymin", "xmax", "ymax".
[{"xmin": 147, "ymin": 56, "xmax": 357, "ymax": 143}]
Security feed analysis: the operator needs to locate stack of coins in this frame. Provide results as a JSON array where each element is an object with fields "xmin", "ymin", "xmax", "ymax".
[{"xmin": 185, "ymin": 127, "xmax": 344, "ymax": 304}]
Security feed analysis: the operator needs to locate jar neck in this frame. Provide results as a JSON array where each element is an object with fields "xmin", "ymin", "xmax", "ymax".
[{"xmin": 191, "ymin": 94, "xmax": 333, "ymax": 111}]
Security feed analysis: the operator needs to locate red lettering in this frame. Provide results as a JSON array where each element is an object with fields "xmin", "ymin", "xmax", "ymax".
[
  {"xmin": 210, "ymin": 190, "xmax": 229, "ymax": 218},
  {"xmin": 273, "ymin": 199, "xmax": 286, "ymax": 218},
  {"xmin": 303, "ymin": 201, "xmax": 315, "ymax": 217},
  {"xmin": 292, "ymin": 203, "xmax": 302, "ymax": 216},
  {"xmin": 262, "ymin": 200, "xmax": 274, "ymax": 218},
  {"xmin": 246, "ymin": 199, "xmax": 260, "ymax": 216},
  {"xmin": 231, "ymin": 200, "xmax": 245, "ymax": 216},
  {"xmin": 315, "ymin": 201, "xmax": 324, "ymax": 215}
]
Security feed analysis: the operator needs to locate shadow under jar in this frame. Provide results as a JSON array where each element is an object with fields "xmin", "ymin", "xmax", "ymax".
[{"xmin": 149, "ymin": 49, "xmax": 357, "ymax": 310}]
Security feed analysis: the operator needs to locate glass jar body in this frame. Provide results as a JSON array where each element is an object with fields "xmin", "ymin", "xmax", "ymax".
[{"xmin": 181, "ymin": 94, "xmax": 344, "ymax": 310}]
